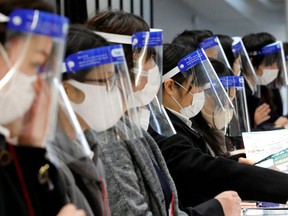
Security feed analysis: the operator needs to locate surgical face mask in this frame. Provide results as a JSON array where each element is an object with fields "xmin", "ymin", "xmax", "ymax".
[
  {"xmin": 132, "ymin": 65, "xmax": 161, "ymax": 107},
  {"xmin": 138, "ymin": 107, "xmax": 151, "ymax": 131},
  {"xmin": 201, "ymin": 107, "xmax": 234, "ymax": 130},
  {"xmin": 171, "ymin": 81, "xmax": 205, "ymax": 119},
  {"xmin": 0, "ymin": 72, "xmax": 36, "ymax": 125},
  {"xmin": 68, "ymin": 80, "xmax": 124, "ymax": 132},
  {"xmin": 256, "ymin": 68, "xmax": 279, "ymax": 85}
]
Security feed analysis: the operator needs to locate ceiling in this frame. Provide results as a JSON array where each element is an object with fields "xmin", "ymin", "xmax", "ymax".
[{"xmin": 180, "ymin": 0, "xmax": 286, "ymax": 38}]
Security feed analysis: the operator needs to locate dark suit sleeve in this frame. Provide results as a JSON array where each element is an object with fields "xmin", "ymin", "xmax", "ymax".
[
  {"xmin": 184, "ymin": 198, "xmax": 224, "ymax": 216},
  {"xmin": 159, "ymin": 133, "xmax": 288, "ymax": 208}
]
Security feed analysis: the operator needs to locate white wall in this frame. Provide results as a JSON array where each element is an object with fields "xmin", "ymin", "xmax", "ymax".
[{"xmin": 153, "ymin": 0, "xmax": 286, "ymax": 42}]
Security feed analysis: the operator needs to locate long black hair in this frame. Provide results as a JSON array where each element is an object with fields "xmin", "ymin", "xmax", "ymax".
[{"xmin": 191, "ymin": 59, "xmax": 233, "ymax": 157}]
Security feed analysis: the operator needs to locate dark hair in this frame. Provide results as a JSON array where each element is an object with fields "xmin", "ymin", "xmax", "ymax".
[
  {"xmin": 162, "ymin": 43, "xmax": 205, "ymax": 93},
  {"xmin": 62, "ymin": 25, "xmax": 110, "ymax": 81},
  {"xmin": 216, "ymin": 34, "xmax": 234, "ymax": 67},
  {"xmin": 242, "ymin": 32, "xmax": 276, "ymax": 69},
  {"xmin": 163, "ymin": 44, "xmax": 229, "ymax": 156},
  {"xmin": 283, "ymin": 42, "xmax": 288, "ymax": 57},
  {"xmin": 0, "ymin": 0, "xmax": 54, "ymax": 44},
  {"xmin": 172, "ymin": 30, "xmax": 213, "ymax": 49},
  {"xmin": 191, "ymin": 59, "xmax": 232, "ymax": 157},
  {"xmin": 85, "ymin": 11, "xmax": 150, "ymax": 71}
]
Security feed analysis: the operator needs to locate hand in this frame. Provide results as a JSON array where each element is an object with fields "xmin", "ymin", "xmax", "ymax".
[
  {"xmin": 57, "ymin": 204, "xmax": 86, "ymax": 216},
  {"xmin": 274, "ymin": 116, "xmax": 288, "ymax": 128},
  {"xmin": 215, "ymin": 191, "xmax": 241, "ymax": 216},
  {"xmin": 254, "ymin": 103, "xmax": 271, "ymax": 126},
  {"xmin": 18, "ymin": 76, "xmax": 51, "ymax": 147},
  {"xmin": 238, "ymin": 157, "xmax": 255, "ymax": 165}
]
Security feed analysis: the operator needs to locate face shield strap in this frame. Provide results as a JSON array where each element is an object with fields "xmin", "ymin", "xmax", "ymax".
[
  {"xmin": 162, "ymin": 66, "xmax": 180, "ymax": 83},
  {"xmin": 62, "ymin": 44, "xmax": 125, "ymax": 73},
  {"xmin": 94, "ymin": 28, "xmax": 163, "ymax": 46},
  {"xmin": 0, "ymin": 13, "xmax": 9, "ymax": 23},
  {"xmin": 94, "ymin": 31, "xmax": 132, "ymax": 44}
]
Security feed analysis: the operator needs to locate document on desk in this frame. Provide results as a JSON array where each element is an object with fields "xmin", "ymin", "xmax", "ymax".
[{"xmin": 242, "ymin": 129, "xmax": 288, "ymax": 162}]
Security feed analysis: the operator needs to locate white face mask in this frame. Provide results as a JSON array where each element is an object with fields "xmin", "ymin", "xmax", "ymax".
[
  {"xmin": 172, "ymin": 91, "xmax": 205, "ymax": 119},
  {"xmin": 68, "ymin": 80, "xmax": 124, "ymax": 132},
  {"xmin": 132, "ymin": 65, "xmax": 161, "ymax": 107},
  {"xmin": 256, "ymin": 68, "xmax": 279, "ymax": 85},
  {"xmin": 181, "ymin": 91, "xmax": 205, "ymax": 118},
  {"xmin": 138, "ymin": 107, "xmax": 151, "ymax": 131},
  {"xmin": 201, "ymin": 107, "xmax": 234, "ymax": 130},
  {"xmin": 0, "ymin": 72, "xmax": 36, "ymax": 125},
  {"xmin": 171, "ymin": 81, "xmax": 205, "ymax": 119}
]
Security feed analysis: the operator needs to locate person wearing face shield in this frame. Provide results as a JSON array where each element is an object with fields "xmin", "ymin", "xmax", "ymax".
[
  {"xmin": 80, "ymin": 10, "xmax": 243, "ymax": 216},
  {"xmin": 152, "ymin": 43, "xmax": 288, "ymax": 211},
  {"xmin": 0, "ymin": 2, "xmax": 86, "ymax": 216},
  {"xmin": 243, "ymin": 32, "xmax": 288, "ymax": 130},
  {"xmin": 52, "ymin": 25, "xmax": 111, "ymax": 216},
  {"xmin": 216, "ymin": 34, "xmax": 275, "ymax": 132}
]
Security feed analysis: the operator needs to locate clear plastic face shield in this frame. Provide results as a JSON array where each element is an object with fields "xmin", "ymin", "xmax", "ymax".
[
  {"xmin": 95, "ymin": 29, "xmax": 176, "ymax": 137},
  {"xmin": 62, "ymin": 44, "xmax": 143, "ymax": 145},
  {"xmin": 199, "ymin": 36, "xmax": 232, "ymax": 69},
  {"xmin": 249, "ymin": 41, "xmax": 288, "ymax": 88},
  {"xmin": 219, "ymin": 76, "xmax": 250, "ymax": 138},
  {"xmin": 163, "ymin": 49, "xmax": 234, "ymax": 133},
  {"xmin": 131, "ymin": 29, "xmax": 176, "ymax": 136},
  {"xmin": 232, "ymin": 37, "xmax": 258, "ymax": 93},
  {"xmin": 0, "ymin": 9, "xmax": 68, "ymax": 146},
  {"xmin": 48, "ymin": 83, "xmax": 93, "ymax": 166}
]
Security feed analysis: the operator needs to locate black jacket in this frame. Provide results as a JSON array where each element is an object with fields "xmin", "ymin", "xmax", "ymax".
[
  {"xmin": 245, "ymin": 81, "xmax": 279, "ymax": 130},
  {"xmin": 149, "ymin": 109, "xmax": 288, "ymax": 208},
  {"xmin": 0, "ymin": 135, "xmax": 66, "ymax": 216}
]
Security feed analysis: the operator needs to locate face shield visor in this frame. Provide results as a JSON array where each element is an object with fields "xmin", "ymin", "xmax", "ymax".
[
  {"xmin": 62, "ymin": 44, "xmax": 143, "ymax": 145},
  {"xmin": 232, "ymin": 37, "xmax": 258, "ymax": 93},
  {"xmin": 199, "ymin": 36, "xmax": 231, "ymax": 69},
  {"xmin": 249, "ymin": 41, "xmax": 288, "ymax": 88},
  {"xmin": 0, "ymin": 9, "xmax": 68, "ymax": 146},
  {"xmin": 219, "ymin": 76, "xmax": 250, "ymax": 138},
  {"xmin": 163, "ymin": 49, "xmax": 234, "ymax": 133},
  {"xmin": 95, "ymin": 29, "xmax": 176, "ymax": 137},
  {"xmin": 47, "ymin": 83, "xmax": 93, "ymax": 167}
]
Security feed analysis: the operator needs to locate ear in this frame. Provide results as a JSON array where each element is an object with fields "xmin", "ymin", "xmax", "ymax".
[
  {"xmin": 163, "ymin": 79, "xmax": 175, "ymax": 96},
  {"xmin": 62, "ymin": 80, "xmax": 84, "ymax": 104}
]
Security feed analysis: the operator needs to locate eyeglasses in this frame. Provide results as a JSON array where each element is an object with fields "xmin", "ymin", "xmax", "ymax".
[{"xmin": 82, "ymin": 74, "xmax": 117, "ymax": 92}]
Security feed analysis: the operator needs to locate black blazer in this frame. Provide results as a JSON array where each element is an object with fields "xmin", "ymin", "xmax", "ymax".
[
  {"xmin": 149, "ymin": 109, "xmax": 288, "ymax": 208},
  {"xmin": 0, "ymin": 135, "xmax": 66, "ymax": 216}
]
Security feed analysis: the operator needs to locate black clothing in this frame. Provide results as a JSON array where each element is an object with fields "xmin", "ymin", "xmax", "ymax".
[
  {"xmin": 0, "ymin": 135, "xmax": 66, "ymax": 216},
  {"xmin": 149, "ymin": 109, "xmax": 288, "ymax": 208}
]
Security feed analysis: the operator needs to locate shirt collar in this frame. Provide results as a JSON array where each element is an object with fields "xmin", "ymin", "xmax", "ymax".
[
  {"xmin": 0, "ymin": 125, "xmax": 10, "ymax": 139},
  {"xmin": 166, "ymin": 108, "xmax": 192, "ymax": 128}
]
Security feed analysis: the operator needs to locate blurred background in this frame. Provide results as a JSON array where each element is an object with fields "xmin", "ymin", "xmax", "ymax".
[{"xmin": 47, "ymin": 0, "xmax": 287, "ymax": 42}]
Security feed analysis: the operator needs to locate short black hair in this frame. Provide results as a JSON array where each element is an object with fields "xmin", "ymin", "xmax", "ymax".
[
  {"xmin": 172, "ymin": 29, "xmax": 213, "ymax": 49},
  {"xmin": 242, "ymin": 32, "xmax": 276, "ymax": 69}
]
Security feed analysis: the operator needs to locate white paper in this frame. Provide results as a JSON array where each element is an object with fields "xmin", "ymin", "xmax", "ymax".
[{"xmin": 242, "ymin": 129, "xmax": 288, "ymax": 162}]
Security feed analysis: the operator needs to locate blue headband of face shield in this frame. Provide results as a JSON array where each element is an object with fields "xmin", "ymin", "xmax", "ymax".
[
  {"xmin": 249, "ymin": 42, "xmax": 281, "ymax": 57},
  {"xmin": 62, "ymin": 44, "xmax": 125, "ymax": 73},
  {"xmin": 5, "ymin": 9, "xmax": 68, "ymax": 38},
  {"xmin": 162, "ymin": 48, "xmax": 207, "ymax": 82}
]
